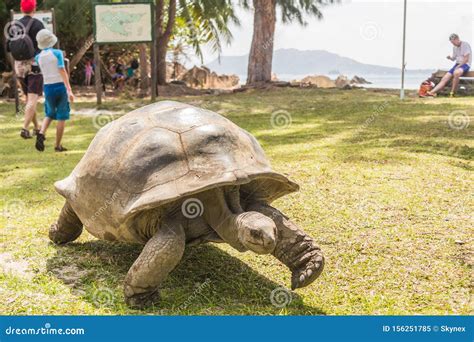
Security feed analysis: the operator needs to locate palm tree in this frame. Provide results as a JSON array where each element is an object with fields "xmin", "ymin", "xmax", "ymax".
[
  {"xmin": 154, "ymin": 0, "xmax": 238, "ymax": 86},
  {"xmin": 243, "ymin": 0, "xmax": 336, "ymax": 85}
]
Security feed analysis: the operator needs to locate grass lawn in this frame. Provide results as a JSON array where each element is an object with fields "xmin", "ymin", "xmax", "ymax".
[{"xmin": 0, "ymin": 88, "xmax": 472, "ymax": 315}]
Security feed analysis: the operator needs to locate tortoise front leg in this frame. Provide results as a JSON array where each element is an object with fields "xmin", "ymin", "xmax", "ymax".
[
  {"xmin": 49, "ymin": 201, "xmax": 83, "ymax": 245},
  {"xmin": 124, "ymin": 219, "xmax": 185, "ymax": 309},
  {"xmin": 247, "ymin": 202, "xmax": 325, "ymax": 290}
]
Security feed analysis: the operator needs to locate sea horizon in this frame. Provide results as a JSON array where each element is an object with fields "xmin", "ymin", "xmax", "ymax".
[{"xmin": 235, "ymin": 72, "xmax": 432, "ymax": 90}]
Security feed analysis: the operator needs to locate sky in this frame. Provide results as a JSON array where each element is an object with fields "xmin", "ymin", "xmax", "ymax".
[{"xmin": 197, "ymin": 0, "xmax": 474, "ymax": 70}]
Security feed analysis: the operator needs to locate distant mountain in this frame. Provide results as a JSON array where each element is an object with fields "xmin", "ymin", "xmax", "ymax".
[{"xmin": 207, "ymin": 48, "xmax": 432, "ymax": 77}]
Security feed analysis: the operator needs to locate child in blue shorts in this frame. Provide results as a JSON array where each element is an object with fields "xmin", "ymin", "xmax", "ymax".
[{"xmin": 35, "ymin": 29, "xmax": 74, "ymax": 152}]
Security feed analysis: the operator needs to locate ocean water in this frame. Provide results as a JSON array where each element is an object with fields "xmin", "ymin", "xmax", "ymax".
[{"xmin": 237, "ymin": 73, "xmax": 430, "ymax": 90}]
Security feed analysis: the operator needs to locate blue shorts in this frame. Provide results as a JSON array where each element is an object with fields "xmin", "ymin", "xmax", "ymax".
[
  {"xmin": 44, "ymin": 82, "xmax": 70, "ymax": 121},
  {"xmin": 448, "ymin": 63, "xmax": 470, "ymax": 75}
]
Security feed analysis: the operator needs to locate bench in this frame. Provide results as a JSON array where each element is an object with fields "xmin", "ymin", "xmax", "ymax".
[{"xmin": 431, "ymin": 70, "xmax": 474, "ymax": 96}]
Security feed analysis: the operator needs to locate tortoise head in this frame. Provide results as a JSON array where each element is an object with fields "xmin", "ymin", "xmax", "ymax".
[{"xmin": 235, "ymin": 211, "xmax": 276, "ymax": 254}]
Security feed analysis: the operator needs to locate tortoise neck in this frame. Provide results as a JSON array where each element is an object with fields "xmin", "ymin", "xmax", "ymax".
[{"xmin": 198, "ymin": 188, "xmax": 248, "ymax": 252}]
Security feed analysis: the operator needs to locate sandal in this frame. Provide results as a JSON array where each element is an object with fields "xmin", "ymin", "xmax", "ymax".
[
  {"xmin": 20, "ymin": 128, "xmax": 32, "ymax": 139},
  {"xmin": 32, "ymin": 128, "xmax": 41, "ymax": 136},
  {"xmin": 35, "ymin": 133, "xmax": 45, "ymax": 152},
  {"xmin": 55, "ymin": 145, "xmax": 68, "ymax": 152}
]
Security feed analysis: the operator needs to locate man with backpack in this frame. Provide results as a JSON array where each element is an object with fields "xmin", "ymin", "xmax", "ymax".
[{"xmin": 6, "ymin": 0, "xmax": 45, "ymax": 139}]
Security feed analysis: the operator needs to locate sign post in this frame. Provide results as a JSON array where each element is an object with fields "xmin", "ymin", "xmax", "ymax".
[
  {"xmin": 151, "ymin": 37, "xmax": 157, "ymax": 101},
  {"xmin": 400, "ymin": 0, "xmax": 407, "ymax": 100},
  {"xmin": 92, "ymin": 1, "xmax": 155, "ymax": 106},
  {"xmin": 93, "ymin": 43, "xmax": 102, "ymax": 105},
  {"xmin": 9, "ymin": 10, "xmax": 20, "ymax": 115}
]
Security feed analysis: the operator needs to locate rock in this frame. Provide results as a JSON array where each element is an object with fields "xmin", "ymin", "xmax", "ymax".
[
  {"xmin": 351, "ymin": 75, "xmax": 371, "ymax": 85},
  {"xmin": 335, "ymin": 75, "xmax": 351, "ymax": 88},
  {"xmin": 271, "ymin": 73, "xmax": 279, "ymax": 81},
  {"xmin": 169, "ymin": 80, "xmax": 187, "ymax": 86},
  {"xmin": 300, "ymin": 75, "xmax": 336, "ymax": 88},
  {"xmin": 233, "ymin": 86, "xmax": 248, "ymax": 93},
  {"xmin": 272, "ymin": 81, "xmax": 291, "ymax": 87},
  {"xmin": 166, "ymin": 62, "xmax": 187, "ymax": 82},
  {"xmin": 157, "ymin": 83, "xmax": 206, "ymax": 96},
  {"xmin": 180, "ymin": 66, "xmax": 239, "ymax": 89}
]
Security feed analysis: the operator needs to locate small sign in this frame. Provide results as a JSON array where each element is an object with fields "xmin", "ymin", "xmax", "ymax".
[
  {"xmin": 13, "ymin": 11, "xmax": 54, "ymax": 32},
  {"xmin": 93, "ymin": 3, "xmax": 153, "ymax": 44}
]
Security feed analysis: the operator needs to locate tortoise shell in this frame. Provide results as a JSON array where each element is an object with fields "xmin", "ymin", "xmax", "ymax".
[{"xmin": 55, "ymin": 101, "xmax": 298, "ymax": 242}]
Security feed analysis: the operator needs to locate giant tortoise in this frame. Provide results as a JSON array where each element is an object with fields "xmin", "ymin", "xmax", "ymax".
[{"xmin": 50, "ymin": 101, "xmax": 324, "ymax": 308}]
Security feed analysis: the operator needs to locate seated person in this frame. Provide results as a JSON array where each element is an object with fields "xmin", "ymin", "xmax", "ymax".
[
  {"xmin": 427, "ymin": 34, "xmax": 471, "ymax": 97},
  {"xmin": 110, "ymin": 61, "xmax": 125, "ymax": 91}
]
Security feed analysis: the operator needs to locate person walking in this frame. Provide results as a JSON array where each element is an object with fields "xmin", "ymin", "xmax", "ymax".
[
  {"xmin": 34, "ymin": 29, "xmax": 74, "ymax": 152},
  {"xmin": 6, "ymin": 0, "xmax": 45, "ymax": 139}
]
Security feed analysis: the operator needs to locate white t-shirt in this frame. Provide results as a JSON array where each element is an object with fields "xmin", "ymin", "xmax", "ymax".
[
  {"xmin": 453, "ymin": 41, "xmax": 472, "ymax": 66},
  {"xmin": 35, "ymin": 48, "xmax": 65, "ymax": 85}
]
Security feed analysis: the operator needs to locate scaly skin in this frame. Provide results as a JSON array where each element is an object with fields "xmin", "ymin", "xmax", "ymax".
[
  {"xmin": 49, "ymin": 201, "xmax": 83, "ymax": 245},
  {"xmin": 197, "ymin": 187, "xmax": 277, "ymax": 254},
  {"xmin": 124, "ymin": 218, "xmax": 185, "ymax": 308},
  {"xmin": 49, "ymin": 189, "xmax": 324, "ymax": 309},
  {"xmin": 247, "ymin": 202, "xmax": 325, "ymax": 290}
]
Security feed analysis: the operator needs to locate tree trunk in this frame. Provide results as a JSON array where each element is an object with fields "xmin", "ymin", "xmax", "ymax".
[
  {"xmin": 246, "ymin": 0, "xmax": 277, "ymax": 85},
  {"xmin": 156, "ymin": 43, "xmax": 168, "ymax": 85},
  {"xmin": 154, "ymin": 0, "xmax": 176, "ymax": 86},
  {"xmin": 138, "ymin": 44, "xmax": 149, "ymax": 96},
  {"xmin": 69, "ymin": 34, "xmax": 94, "ymax": 71}
]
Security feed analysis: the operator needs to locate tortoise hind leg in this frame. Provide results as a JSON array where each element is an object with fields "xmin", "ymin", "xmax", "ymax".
[
  {"xmin": 124, "ymin": 220, "xmax": 185, "ymax": 309},
  {"xmin": 49, "ymin": 201, "xmax": 83, "ymax": 245}
]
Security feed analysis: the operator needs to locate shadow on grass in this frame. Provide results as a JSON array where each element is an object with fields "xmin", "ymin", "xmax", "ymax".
[{"xmin": 46, "ymin": 240, "xmax": 325, "ymax": 315}]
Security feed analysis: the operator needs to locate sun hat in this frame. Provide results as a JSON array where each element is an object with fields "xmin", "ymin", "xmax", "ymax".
[
  {"xmin": 36, "ymin": 29, "xmax": 58, "ymax": 49},
  {"xmin": 21, "ymin": 0, "xmax": 36, "ymax": 13}
]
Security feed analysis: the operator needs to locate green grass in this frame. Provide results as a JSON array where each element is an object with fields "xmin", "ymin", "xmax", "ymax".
[{"xmin": 0, "ymin": 88, "xmax": 472, "ymax": 315}]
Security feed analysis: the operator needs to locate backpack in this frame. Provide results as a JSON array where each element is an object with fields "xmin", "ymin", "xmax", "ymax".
[
  {"xmin": 7, "ymin": 18, "xmax": 36, "ymax": 61},
  {"xmin": 418, "ymin": 80, "xmax": 434, "ymax": 97}
]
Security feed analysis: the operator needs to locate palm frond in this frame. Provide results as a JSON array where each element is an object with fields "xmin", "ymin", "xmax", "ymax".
[{"xmin": 174, "ymin": 0, "xmax": 238, "ymax": 62}]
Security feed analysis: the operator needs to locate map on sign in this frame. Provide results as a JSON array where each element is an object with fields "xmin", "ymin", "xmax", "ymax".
[{"xmin": 94, "ymin": 4, "xmax": 152, "ymax": 43}]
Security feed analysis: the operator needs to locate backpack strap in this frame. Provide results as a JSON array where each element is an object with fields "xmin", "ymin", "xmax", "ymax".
[{"xmin": 24, "ymin": 17, "xmax": 35, "ymax": 35}]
